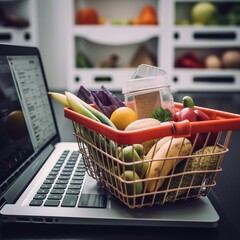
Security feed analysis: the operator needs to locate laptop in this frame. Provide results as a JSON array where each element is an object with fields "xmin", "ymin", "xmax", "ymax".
[{"xmin": 0, "ymin": 44, "xmax": 219, "ymax": 227}]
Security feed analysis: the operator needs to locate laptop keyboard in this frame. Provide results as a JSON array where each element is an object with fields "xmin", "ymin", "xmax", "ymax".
[{"xmin": 29, "ymin": 150, "xmax": 86, "ymax": 208}]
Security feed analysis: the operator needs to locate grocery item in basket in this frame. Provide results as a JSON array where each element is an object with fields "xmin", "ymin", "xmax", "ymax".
[
  {"xmin": 118, "ymin": 144, "xmax": 149, "ymax": 178},
  {"xmin": 172, "ymin": 96, "xmax": 218, "ymax": 150},
  {"xmin": 49, "ymin": 91, "xmax": 117, "ymax": 129},
  {"xmin": 48, "ymin": 92, "xmax": 70, "ymax": 108},
  {"xmin": 120, "ymin": 170, "xmax": 143, "ymax": 195},
  {"xmin": 173, "ymin": 96, "xmax": 210, "ymax": 122},
  {"xmin": 122, "ymin": 65, "xmax": 174, "ymax": 119},
  {"xmin": 125, "ymin": 118, "xmax": 161, "ymax": 154},
  {"xmin": 77, "ymin": 85, "xmax": 125, "ymax": 118},
  {"xmin": 145, "ymin": 137, "xmax": 192, "ymax": 192},
  {"xmin": 187, "ymin": 145, "xmax": 223, "ymax": 171},
  {"xmin": 110, "ymin": 107, "xmax": 138, "ymax": 130},
  {"xmin": 150, "ymin": 107, "xmax": 172, "ymax": 122},
  {"xmin": 145, "ymin": 136, "xmax": 172, "ymax": 160},
  {"xmin": 160, "ymin": 145, "xmax": 224, "ymax": 203}
]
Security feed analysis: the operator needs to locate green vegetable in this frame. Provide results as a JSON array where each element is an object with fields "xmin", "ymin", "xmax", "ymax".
[
  {"xmin": 65, "ymin": 91, "xmax": 100, "ymax": 122},
  {"xmin": 150, "ymin": 107, "xmax": 172, "ymax": 122},
  {"xmin": 182, "ymin": 96, "xmax": 195, "ymax": 109},
  {"xmin": 66, "ymin": 91, "xmax": 116, "ymax": 129}
]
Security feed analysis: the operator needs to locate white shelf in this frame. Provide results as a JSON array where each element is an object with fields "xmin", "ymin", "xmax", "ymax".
[
  {"xmin": 170, "ymin": 69, "xmax": 240, "ymax": 92},
  {"xmin": 72, "ymin": 25, "xmax": 161, "ymax": 45},
  {"xmin": 172, "ymin": 27, "xmax": 240, "ymax": 46},
  {"xmin": 69, "ymin": 68, "xmax": 135, "ymax": 91},
  {"xmin": 37, "ymin": 0, "xmax": 240, "ymax": 92},
  {"xmin": 0, "ymin": 0, "xmax": 38, "ymax": 46}
]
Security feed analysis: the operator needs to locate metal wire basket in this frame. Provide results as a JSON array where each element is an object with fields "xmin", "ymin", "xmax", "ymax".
[{"xmin": 65, "ymin": 103, "xmax": 240, "ymax": 209}]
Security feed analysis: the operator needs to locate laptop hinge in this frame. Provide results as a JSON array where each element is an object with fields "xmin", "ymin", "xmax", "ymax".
[{"xmin": 3, "ymin": 144, "xmax": 54, "ymax": 204}]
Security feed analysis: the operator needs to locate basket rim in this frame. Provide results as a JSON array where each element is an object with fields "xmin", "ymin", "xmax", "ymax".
[{"xmin": 64, "ymin": 102, "xmax": 240, "ymax": 145}]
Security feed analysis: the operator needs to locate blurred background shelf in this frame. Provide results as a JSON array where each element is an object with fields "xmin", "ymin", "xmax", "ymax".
[{"xmin": 0, "ymin": 0, "xmax": 239, "ymax": 92}]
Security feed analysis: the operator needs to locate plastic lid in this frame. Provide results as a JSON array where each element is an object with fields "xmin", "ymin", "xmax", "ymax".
[{"xmin": 122, "ymin": 75, "xmax": 170, "ymax": 94}]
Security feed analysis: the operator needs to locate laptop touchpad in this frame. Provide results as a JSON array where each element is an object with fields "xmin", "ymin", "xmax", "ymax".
[{"xmin": 79, "ymin": 194, "xmax": 107, "ymax": 208}]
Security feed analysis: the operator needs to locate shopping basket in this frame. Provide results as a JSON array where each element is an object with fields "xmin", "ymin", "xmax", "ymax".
[{"xmin": 64, "ymin": 102, "xmax": 240, "ymax": 209}]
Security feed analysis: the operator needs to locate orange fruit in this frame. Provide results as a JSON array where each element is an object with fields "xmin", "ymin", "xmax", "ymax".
[{"xmin": 110, "ymin": 107, "xmax": 138, "ymax": 130}]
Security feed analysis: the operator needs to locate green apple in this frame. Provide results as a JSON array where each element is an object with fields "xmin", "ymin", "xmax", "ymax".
[{"xmin": 191, "ymin": 2, "xmax": 217, "ymax": 25}]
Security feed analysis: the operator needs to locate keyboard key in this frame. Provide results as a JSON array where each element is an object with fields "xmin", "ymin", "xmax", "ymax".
[
  {"xmin": 30, "ymin": 199, "xmax": 43, "ymax": 206},
  {"xmin": 49, "ymin": 171, "xmax": 58, "ymax": 176},
  {"xmin": 56, "ymin": 179, "xmax": 68, "ymax": 185},
  {"xmin": 44, "ymin": 179, "xmax": 54, "ymax": 184},
  {"xmin": 58, "ymin": 175, "xmax": 70, "ymax": 180},
  {"xmin": 50, "ymin": 189, "xmax": 64, "ymax": 194},
  {"xmin": 33, "ymin": 194, "xmax": 47, "ymax": 200},
  {"xmin": 70, "ymin": 180, "xmax": 82, "ymax": 185},
  {"xmin": 66, "ymin": 189, "xmax": 80, "ymax": 195},
  {"xmin": 61, "ymin": 194, "xmax": 78, "ymax": 207},
  {"xmin": 72, "ymin": 176, "xmax": 84, "ymax": 181},
  {"xmin": 60, "ymin": 172, "xmax": 71, "ymax": 176},
  {"xmin": 53, "ymin": 184, "xmax": 67, "ymax": 189},
  {"xmin": 48, "ymin": 194, "xmax": 63, "ymax": 200},
  {"xmin": 41, "ymin": 184, "xmax": 52, "ymax": 189},
  {"xmin": 44, "ymin": 199, "xmax": 60, "ymax": 207},
  {"xmin": 46, "ymin": 175, "xmax": 56, "ymax": 180},
  {"xmin": 37, "ymin": 188, "xmax": 49, "ymax": 194},
  {"xmin": 68, "ymin": 184, "xmax": 82, "ymax": 190}
]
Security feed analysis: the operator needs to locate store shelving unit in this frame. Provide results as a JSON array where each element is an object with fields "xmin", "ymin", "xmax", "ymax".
[
  {"xmin": 66, "ymin": 0, "xmax": 162, "ymax": 91},
  {"xmin": 37, "ymin": 0, "xmax": 240, "ymax": 92},
  {"xmin": 167, "ymin": 0, "xmax": 240, "ymax": 92},
  {"xmin": 0, "ymin": 0, "xmax": 38, "ymax": 46}
]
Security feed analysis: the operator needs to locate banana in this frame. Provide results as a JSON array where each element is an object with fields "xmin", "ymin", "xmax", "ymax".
[
  {"xmin": 145, "ymin": 136, "xmax": 172, "ymax": 160},
  {"xmin": 48, "ymin": 91, "xmax": 70, "ymax": 108},
  {"xmin": 145, "ymin": 137, "xmax": 192, "ymax": 192}
]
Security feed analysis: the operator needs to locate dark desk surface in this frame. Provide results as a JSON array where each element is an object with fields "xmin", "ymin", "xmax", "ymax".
[{"xmin": 1, "ymin": 92, "xmax": 240, "ymax": 240}]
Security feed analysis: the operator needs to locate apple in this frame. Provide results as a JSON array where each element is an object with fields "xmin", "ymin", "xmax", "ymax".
[{"xmin": 191, "ymin": 2, "xmax": 217, "ymax": 25}]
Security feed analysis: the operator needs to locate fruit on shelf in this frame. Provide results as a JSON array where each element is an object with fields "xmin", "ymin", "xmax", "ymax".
[
  {"xmin": 139, "ymin": 4, "xmax": 158, "ymax": 25},
  {"xmin": 75, "ymin": 7, "xmax": 99, "ymax": 25},
  {"xmin": 221, "ymin": 50, "xmax": 240, "ymax": 69},
  {"xmin": 175, "ymin": 52, "xmax": 204, "ymax": 68},
  {"xmin": 204, "ymin": 55, "xmax": 222, "ymax": 69},
  {"xmin": 131, "ymin": 4, "xmax": 158, "ymax": 25},
  {"xmin": 191, "ymin": 2, "xmax": 217, "ymax": 25}
]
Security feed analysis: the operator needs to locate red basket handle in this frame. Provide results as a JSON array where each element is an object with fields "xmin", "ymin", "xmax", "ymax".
[{"xmin": 171, "ymin": 120, "xmax": 191, "ymax": 138}]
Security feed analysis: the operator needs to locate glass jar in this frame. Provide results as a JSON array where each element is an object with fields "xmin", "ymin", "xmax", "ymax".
[{"xmin": 122, "ymin": 65, "xmax": 174, "ymax": 119}]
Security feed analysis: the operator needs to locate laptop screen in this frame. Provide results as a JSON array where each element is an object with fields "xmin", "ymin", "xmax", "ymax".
[{"xmin": 0, "ymin": 50, "xmax": 58, "ymax": 190}]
